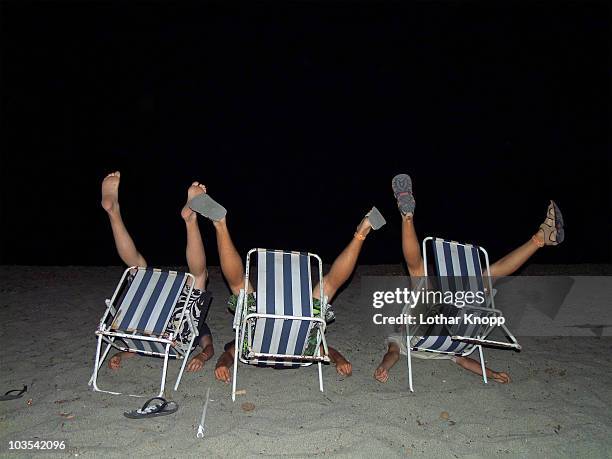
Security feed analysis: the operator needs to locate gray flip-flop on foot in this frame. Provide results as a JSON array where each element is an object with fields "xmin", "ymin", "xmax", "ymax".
[
  {"xmin": 366, "ymin": 207, "xmax": 386, "ymax": 230},
  {"xmin": 392, "ymin": 174, "xmax": 415, "ymax": 216},
  {"xmin": 188, "ymin": 194, "xmax": 227, "ymax": 221}
]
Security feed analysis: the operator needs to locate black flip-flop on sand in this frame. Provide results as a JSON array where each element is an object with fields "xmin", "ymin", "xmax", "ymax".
[
  {"xmin": 392, "ymin": 174, "xmax": 416, "ymax": 216},
  {"xmin": 123, "ymin": 397, "xmax": 179, "ymax": 419},
  {"xmin": 0, "ymin": 385, "xmax": 27, "ymax": 401},
  {"xmin": 188, "ymin": 194, "xmax": 227, "ymax": 221},
  {"xmin": 366, "ymin": 207, "xmax": 386, "ymax": 230}
]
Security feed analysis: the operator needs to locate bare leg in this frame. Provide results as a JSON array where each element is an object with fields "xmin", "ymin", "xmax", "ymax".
[
  {"xmin": 454, "ymin": 356, "xmax": 511, "ymax": 383},
  {"xmin": 393, "ymin": 173, "xmax": 421, "ymax": 276},
  {"xmin": 313, "ymin": 214, "xmax": 374, "ymax": 301},
  {"xmin": 374, "ymin": 175, "xmax": 419, "ymax": 382},
  {"xmin": 179, "ymin": 181, "xmax": 214, "ymax": 371},
  {"xmin": 102, "ymin": 171, "xmax": 146, "ymax": 369},
  {"xmin": 374, "ymin": 342, "xmax": 401, "ymax": 383},
  {"xmin": 212, "ymin": 217, "xmax": 253, "ymax": 295},
  {"xmin": 488, "ymin": 237, "xmax": 541, "ymax": 278},
  {"xmin": 101, "ymin": 171, "xmax": 147, "ymax": 268},
  {"xmin": 311, "ymin": 213, "xmax": 377, "ymax": 377},
  {"xmin": 488, "ymin": 204, "xmax": 563, "ymax": 278},
  {"xmin": 402, "ymin": 215, "xmax": 425, "ymax": 277},
  {"xmin": 181, "ymin": 182, "xmax": 209, "ymax": 291}
]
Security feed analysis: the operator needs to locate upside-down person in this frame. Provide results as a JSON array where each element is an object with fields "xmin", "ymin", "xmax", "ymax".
[
  {"xmin": 100, "ymin": 171, "xmax": 215, "ymax": 373},
  {"xmin": 374, "ymin": 173, "xmax": 565, "ymax": 384}
]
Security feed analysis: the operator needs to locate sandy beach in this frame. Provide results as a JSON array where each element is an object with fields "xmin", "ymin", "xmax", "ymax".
[{"xmin": 1, "ymin": 265, "xmax": 611, "ymax": 458}]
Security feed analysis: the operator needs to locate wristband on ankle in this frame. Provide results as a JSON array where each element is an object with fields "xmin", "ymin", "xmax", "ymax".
[{"xmin": 531, "ymin": 235, "xmax": 545, "ymax": 248}]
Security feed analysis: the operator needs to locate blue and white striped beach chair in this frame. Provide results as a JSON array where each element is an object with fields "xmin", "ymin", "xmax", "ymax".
[
  {"xmin": 231, "ymin": 249, "xmax": 331, "ymax": 401},
  {"xmin": 89, "ymin": 267, "xmax": 200, "ymax": 397},
  {"xmin": 404, "ymin": 237, "xmax": 521, "ymax": 391}
]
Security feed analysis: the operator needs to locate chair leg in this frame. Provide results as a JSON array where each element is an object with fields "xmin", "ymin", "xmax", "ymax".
[
  {"xmin": 406, "ymin": 335, "xmax": 414, "ymax": 393},
  {"xmin": 231, "ymin": 331, "xmax": 240, "ymax": 402},
  {"xmin": 174, "ymin": 338, "xmax": 196, "ymax": 391},
  {"xmin": 318, "ymin": 361, "xmax": 324, "ymax": 392},
  {"xmin": 91, "ymin": 336, "xmax": 112, "ymax": 390},
  {"xmin": 478, "ymin": 345, "xmax": 488, "ymax": 384},
  {"xmin": 158, "ymin": 343, "xmax": 171, "ymax": 398}
]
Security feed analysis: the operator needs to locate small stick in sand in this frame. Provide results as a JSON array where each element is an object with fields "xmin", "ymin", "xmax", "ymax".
[{"xmin": 197, "ymin": 386, "xmax": 211, "ymax": 439}]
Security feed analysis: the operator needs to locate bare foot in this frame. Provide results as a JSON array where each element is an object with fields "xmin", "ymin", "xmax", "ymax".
[
  {"xmin": 374, "ymin": 348, "xmax": 400, "ymax": 382},
  {"xmin": 492, "ymin": 371, "xmax": 511, "ymax": 384},
  {"xmin": 186, "ymin": 352, "xmax": 207, "ymax": 372},
  {"xmin": 374, "ymin": 365, "xmax": 390, "ymax": 383},
  {"xmin": 101, "ymin": 171, "xmax": 121, "ymax": 213},
  {"xmin": 334, "ymin": 356, "xmax": 353, "ymax": 377},
  {"xmin": 181, "ymin": 182, "xmax": 207, "ymax": 221},
  {"xmin": 214, "ymin": 351, "xmax": 234, "ymax": 383},
  {"xmin": 108, "ymin": 351, "xmax": 136, "ymax": 370}
]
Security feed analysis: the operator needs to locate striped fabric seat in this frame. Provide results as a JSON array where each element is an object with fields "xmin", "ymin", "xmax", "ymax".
[
  {"xmin": 90, "ymin": 266, "xmax": 196, "ymax": 398},
  {"xmin": 416, "ymin": 239, "xmax": 489, "ymax": 353},
  {"xmin": 415, "ymin": 325, "xmax": 469, "ymax": 354},
  {"xmin": 111, "ymin": 268, "xmax": 187, "ymax": 336},
  {"xmin": 404, "ymin": 237, "xmax": 520, "ymax": 391},
  {"xmin": 231, "ymin": 248, "xmax": 330, "ymax": 400},
  {"xmin": 414, "ymin": 239, "xmax": 488, "ymax": 354},
  {"xmin": 431, "ymin": 238, "xmax": 484, "ymax": 295},
  {"xmin": 414, "ymin": 305, "xmax": 483, "ymax": 354},
  {"xmin": 251, "ymin": 249, "xmax": 314, "ymax": 359}
]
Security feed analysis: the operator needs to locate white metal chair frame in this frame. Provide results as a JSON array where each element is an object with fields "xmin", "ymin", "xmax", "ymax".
[
  {"xmin": 88, "ymin": 266, "xmax": 197, "ymax": 398},
  {"xmin": 231, "ymin": 249, "xmax": 331, "ymax": 401},
  {"xmin": 404, "ymin": 237, "xmax": 521, "ymax": 392}
]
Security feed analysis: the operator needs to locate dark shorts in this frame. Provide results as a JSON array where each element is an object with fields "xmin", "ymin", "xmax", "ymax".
[{"xmin": 172, "ymin": 286, "xmax": 213, "ymax": 347}]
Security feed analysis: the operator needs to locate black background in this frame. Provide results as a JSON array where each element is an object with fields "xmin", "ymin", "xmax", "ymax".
[{"xmin": 1, "ymin": 1, "xmax": 610, "ymax": 266}]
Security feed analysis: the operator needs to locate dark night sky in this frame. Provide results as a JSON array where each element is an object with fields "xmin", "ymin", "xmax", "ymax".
[{"xmin": 1, "ymin": 1, "xmax": 610, "ymax": 267}]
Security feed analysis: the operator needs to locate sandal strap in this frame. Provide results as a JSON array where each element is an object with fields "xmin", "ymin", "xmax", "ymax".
[
  {"xmin": 539, "ymin": 221, "xmax": 557, "ymax": 245},
  {"xmin": 138, "ymin": 397, "xmax": 168, "ymax": 415}
]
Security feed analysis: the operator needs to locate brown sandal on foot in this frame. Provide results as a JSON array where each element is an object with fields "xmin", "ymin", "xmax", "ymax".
[{"xmin": 538, "ymin": 200, "xmax": 565, "ymax": 246}]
